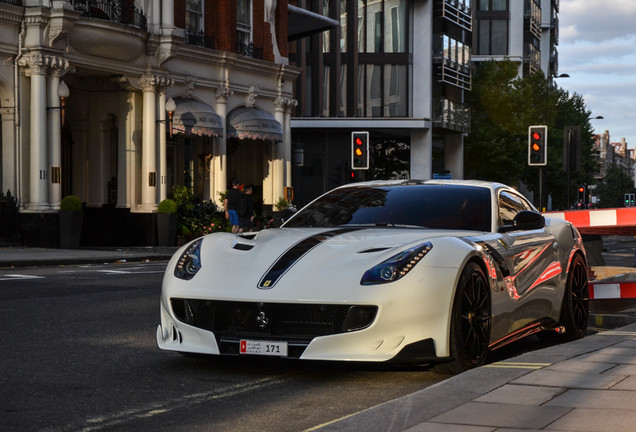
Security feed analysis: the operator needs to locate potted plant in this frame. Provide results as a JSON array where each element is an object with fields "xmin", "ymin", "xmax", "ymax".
[
  {"xmin": 59, "ymin": 195, "xmax": 83, "ymax": 249},
  {"xmin": 157, "ymin": 198, "xmax": 178, "ymax": 246},
  {"xmin": 271, "ymin": 197, "xmax": 295, "ymax": 227}
]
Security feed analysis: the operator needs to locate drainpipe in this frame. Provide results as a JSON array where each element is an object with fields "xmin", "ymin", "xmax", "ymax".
[{"xmin": 13, "ymin": 20, "xmax": 26, "ymax": 209}]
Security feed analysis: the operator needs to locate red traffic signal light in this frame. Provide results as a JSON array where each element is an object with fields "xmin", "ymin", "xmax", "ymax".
[
  {"xmin": 578, "ymin": 186, "xmax": 586, "ymax": 204},
  {"xmin": 528, "ymin": 125, "xmax": 547, "ymax": 166},
  {"xmin": 351, "ymin": 131, "xmax": 369, "ymax": 170}
]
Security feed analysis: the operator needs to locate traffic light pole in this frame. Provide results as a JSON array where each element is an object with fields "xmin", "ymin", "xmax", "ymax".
[{"xmin": 539, "ymin": 167, "xmax": 543, "ymax": 211}]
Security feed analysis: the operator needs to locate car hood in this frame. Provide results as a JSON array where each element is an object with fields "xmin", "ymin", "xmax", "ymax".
[{"xmin": 174, "ymin": 227, "xmax": 479, "ymax": 301}]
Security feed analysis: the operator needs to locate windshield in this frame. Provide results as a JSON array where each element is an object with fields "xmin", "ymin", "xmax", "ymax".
[{"xmin": 284, "ymin": 184, "xmax": 492, "ymax": 232}]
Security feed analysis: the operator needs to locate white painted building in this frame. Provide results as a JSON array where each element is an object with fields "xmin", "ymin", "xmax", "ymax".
[{"xmin": 0, "ymin": 0, "xmax": 332, "ymax": 246}]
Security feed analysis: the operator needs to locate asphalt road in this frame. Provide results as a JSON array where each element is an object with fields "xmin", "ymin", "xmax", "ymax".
[
  {"xmin": 0, "ymin": 262, "xmax": 448, "ymax": 432},
  {"xmin": 2, "ymin": 237, "xmax": 632, "ymax": 432}
]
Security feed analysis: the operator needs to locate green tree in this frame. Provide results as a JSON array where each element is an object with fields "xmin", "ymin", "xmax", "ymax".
[
  {"xmin": 595, "ymin": 164, "xmax": 636, "ymax": 208},
  {"xmin": 465, "ymin": 60, "xmax": 598, "ymax": 210}
]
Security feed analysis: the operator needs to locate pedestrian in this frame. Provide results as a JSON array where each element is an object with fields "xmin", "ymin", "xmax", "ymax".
[
  {"xmin": 238, "ymin": 184, "xmax": 255, "ymax": 232},
  {"xmin": 224, "ymin": 178, "xmax": 242, "ymax": 233}
]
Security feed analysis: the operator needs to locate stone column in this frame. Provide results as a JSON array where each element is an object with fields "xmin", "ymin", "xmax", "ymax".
[
  {"xmin": 19, "ymin": 54, "xmax": 48, "ymax": 211},
  {"xmin": 273, "ymin": 96, "xmax": 286, "ymax": 203},
  {"xmin": 161, "ymin": 0, "xmax": 175, "ymax": 35},
  {"xmin": 1, "ymin": 107, "xmax": 16, "ymax": 196},
  {"xmin": 140, "ymin": 74, "xmax": 157, "ymax": 212},
  {"xmin": 155, "ymin": 76, "xmax": 174, "ymax": 203},
  {"xmin": 284, "ymin": 98, "xmax": 297, "ymax": 188},
  {"xmin": 46, "ymin": 56, "xmax": 70, "ymax": 209},
  {"xmin": 215, "ymin": 86, "xmax": 232, "ymax": 201}
]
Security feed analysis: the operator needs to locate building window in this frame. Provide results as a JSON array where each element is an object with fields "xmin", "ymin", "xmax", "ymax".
[
  {"xmin": 475, "ymin": 0, "xmax": 508, "ymax": 55},
  {"xmin": 479, "ymin": 0, "xmax": 507, "ymax": 11},
  {"xmin": 478, "ymin": 19, "xmax": 507, "ymax": 54},
  {"xmin": 185, "ymin": 0, "xmax": 203, "ymax": 33},
  {"xmin": 237, "ymin": 0, "xmax": 252, "ymax": 48},
  {"xmin": 298, "ymin": 0, "xmax": 411, "ymax": 118}
]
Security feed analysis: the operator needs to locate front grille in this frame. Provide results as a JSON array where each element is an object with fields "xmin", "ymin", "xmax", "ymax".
[{"xmin": 170, "ymin": 299, "xmax": 377, "ymax": 346}]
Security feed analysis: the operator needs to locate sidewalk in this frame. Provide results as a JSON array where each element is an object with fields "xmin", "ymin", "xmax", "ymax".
[{"xmin": 313, "ymin": 323, "xmax": 636, "ymax": 432}]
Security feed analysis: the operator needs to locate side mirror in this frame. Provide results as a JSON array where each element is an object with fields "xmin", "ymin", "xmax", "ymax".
[{"xmin": 500, "ymin": 210, "xmax": 545, "ymax": 232}]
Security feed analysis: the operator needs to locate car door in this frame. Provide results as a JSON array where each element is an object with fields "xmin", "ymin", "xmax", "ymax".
[{"xmin": 494, "ymin": 190, "xmax": 561, "ymax": 332}]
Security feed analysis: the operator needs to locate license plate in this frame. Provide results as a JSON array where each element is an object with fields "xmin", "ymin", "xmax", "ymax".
[{"xmin": 239, "ymin": 340, "xmax": 288, "ymax": 357}]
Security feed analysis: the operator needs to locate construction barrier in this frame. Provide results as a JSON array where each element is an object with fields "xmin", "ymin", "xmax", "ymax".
[
  {"xmin": 589, "ymin": 281, "xmax": 636, "ymax": 300},
  {"xmin": 545, "ymin": 207, "xmax": 636, "ymax": 235},
  {"xmin": 546, "ymin": 208, "xmax": 636, "ymax": 300}
]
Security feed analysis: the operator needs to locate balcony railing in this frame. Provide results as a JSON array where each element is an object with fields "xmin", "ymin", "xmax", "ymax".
[
  {"xmin": 185, "ymin": 30, "xmax": 215, "ymax": 50},
  {"xmin": 440, "ymin": 0, "xmax": 472, "ymax": 32},
  {"xmin": 71, "ymin": 0, "xmax": 147, "ymax": 31},
  {"xmin": 433, "ymin": 98, "xmax": 471, "ymax": 133},
  {"xmin": 0, "ymin": 0, "xmax": 22, "ymax": 5},
  {"xmin": 238, "ymin": 42, "xmax": 263, "ymax": 60}
]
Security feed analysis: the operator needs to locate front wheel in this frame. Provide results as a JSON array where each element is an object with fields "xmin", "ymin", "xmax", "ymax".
[
  {"xmin": 435, "ymin": 262, "xmax": 491, "ymax": 374},
  {"xmin": 559, "ymin": 254, "xmax": 589, "ymax": 340}
]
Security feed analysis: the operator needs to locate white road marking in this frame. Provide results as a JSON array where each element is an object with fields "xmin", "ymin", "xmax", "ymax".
[
  {"xmin": 42, "ymin": 376, "xmax": 290, "ymax": 432},
  {"xmin": 96, "ymin": 270, "xmax": 165, "ymax": 275},
  {"xmin": 0, "ymin": 274, "xmax": 45, "ymax": 281}
]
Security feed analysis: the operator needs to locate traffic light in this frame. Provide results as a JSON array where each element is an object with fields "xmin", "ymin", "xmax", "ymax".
[
  {"xmin": 625, "ymin": 193, "xmax": 635, "ymax": 207},
  {"xmin": 578, "ymin": 186, "xmax": 586, "ymax": 204},
  {"xmin": 351, "ymin": 131, "xmax": 369, "ymax": 170},
  {"xmin": 528, "ymin": 125, "xmax": 548, "ymax": 166}
]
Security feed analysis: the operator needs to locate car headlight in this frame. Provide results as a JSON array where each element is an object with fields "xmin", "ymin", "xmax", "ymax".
[
  {"xmin": 361, "ymin": 242, "xmax": 433, "ymax": 285},
  {"xmin": 174, "ymin": 239, "xmax": 202, "ymax": 280}
]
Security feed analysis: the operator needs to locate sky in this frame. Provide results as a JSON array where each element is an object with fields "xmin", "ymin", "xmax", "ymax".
[{"xmin": 558, "ymin": 0, "xmax": 636, "ymax": 149}]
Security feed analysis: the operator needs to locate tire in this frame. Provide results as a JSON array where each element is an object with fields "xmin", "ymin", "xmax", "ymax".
[
  {"xmin": 559, "ymin": 253, "xmax": 589, "ymax": 340},
  {"xmin": 434, "ymin": 262, "xmax": 491, "ymax": 374}
]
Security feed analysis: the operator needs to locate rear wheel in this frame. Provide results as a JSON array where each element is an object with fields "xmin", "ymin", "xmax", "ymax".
[
  {"xmin": 559, "ymin": 254, "xmax": 589, "ymax": 340},
  {"xmin": 435, "ymin": 262, "xmax": 491, "ymax": 374}
]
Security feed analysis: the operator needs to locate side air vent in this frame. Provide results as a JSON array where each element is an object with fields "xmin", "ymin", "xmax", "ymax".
[{"xmin": 359, "ymin": 247, "xmax": 391, "ymax": 253}]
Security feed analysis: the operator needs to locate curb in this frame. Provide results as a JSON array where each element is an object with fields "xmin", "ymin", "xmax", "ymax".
[{"xmin": 589, "ymin": 312, "xmax": 636, "ymax": 329}]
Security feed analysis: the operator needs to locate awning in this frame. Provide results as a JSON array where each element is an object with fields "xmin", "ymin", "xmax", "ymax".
[
  {"xmin": 227, "ymin": 107, "xmax": 283, "ymax": 142},
  {"xmin": 171, "ymin": 97, "xmax": 224, "ymax": 137},
  {"xmin": 288, "ymin": 5, "xmax": 339, "ymax": 41}
]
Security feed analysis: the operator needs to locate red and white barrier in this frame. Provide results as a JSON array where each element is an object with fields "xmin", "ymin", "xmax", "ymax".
[
  {"xmin": 589, "ymin": 281, "xmax": 636, "ymax": 300},
  {"xmin": 545, "ymin": 207, "xmax": 636, "ymax": 235}
]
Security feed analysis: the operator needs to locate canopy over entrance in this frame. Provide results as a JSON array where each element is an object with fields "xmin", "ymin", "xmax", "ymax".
[
  {"xmin": 227, "ymin": 107, "xmax": 283, "ymax": 142},
  {"xmin": 171, "ymin": 97, "xmax": 224, "ymax": 137},
  {"xmin": 288, "ymin": 5, "xmax": 339, "ymax": 41}
]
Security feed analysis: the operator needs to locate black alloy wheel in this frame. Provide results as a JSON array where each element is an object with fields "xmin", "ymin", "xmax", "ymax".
[
  {"xmin": 435, "ymin": 262, "xmax": 491, "ymax": 374},
  {"xmin": 560, "ymin": 253, "xmax": 589, "ymax": 340}
]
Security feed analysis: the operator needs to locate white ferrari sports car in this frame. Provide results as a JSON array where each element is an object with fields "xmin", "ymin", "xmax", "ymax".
[{"xmin": 157, "ymin": 180, "xmax": 589, "ymax": 372}]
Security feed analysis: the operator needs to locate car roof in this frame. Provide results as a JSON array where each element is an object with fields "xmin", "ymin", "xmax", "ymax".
[{"xmin": 333, "ymin": 179, "xmax": 509, "ymax": 191}]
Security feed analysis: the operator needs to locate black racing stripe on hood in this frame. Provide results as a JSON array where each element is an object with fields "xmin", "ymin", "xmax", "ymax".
[{"xmin": 258, "ymin": 228, "xmax": 360, "ymax": 289}]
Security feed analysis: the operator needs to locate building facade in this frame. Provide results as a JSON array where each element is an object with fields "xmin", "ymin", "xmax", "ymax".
[
  {"xmin": 0, "ymin": 0, "xmax": 333, "ymax": 246},
  {"xmin": 289, "ymin": 0, "xmax": 472, "ymax": 206},
  {"xmin": 472, "ymin": 0, "xmax": 560, "ymax": 79},
  {"xmin": 593, "ymin": 131, "xmax": 634, "ymax": 182}
]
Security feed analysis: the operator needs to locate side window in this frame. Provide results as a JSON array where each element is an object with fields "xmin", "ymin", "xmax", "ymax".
[
  {"xmin": 498, "ymin": 190, "xmax": 531, "ymax": 226},
  {"xmin": 185, "ymin": 0, "xmax": 203, "ymax": 33},
  {"xmin": 237, "ymin": 0, "xmax": 252, "ymax": 49}
]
